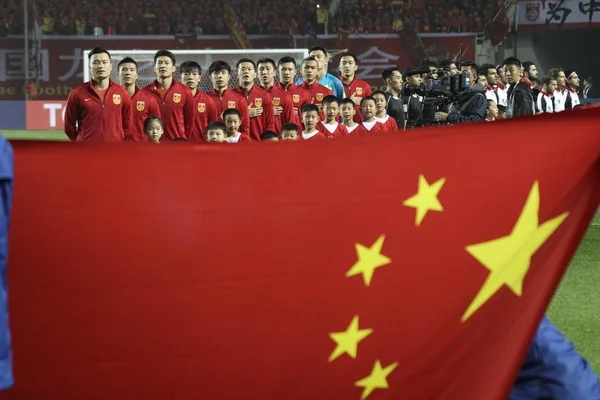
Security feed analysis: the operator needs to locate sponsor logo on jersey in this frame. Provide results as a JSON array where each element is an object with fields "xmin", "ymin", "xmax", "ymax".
[
  {"xmin": 228, "ymin": 101, "xmax": 236, "ymax": 109},
  {"xmin": 173, "ymin": 93, "xmax": 182, "ymax": 103},
  {"xmin": 292, "ymin": 94, "xmax": 300, "ymax": 103},
  {"xmin": 255, "ymin": 98, "xmax": 262, "ymax": 108},
  {"xmin": 272, "ymin": 97, "xmax": 281, "ymax": 106},
  {"xmin": 356, "ymin": 87, "xmax": 363, "ymax": 96},
  {"xmin": 113, "ymin": 94, "xmax": 121, "ymax": 105},
  {"xmin": 136, "ymin": 101, "xmax": 145, "ymax": 111},
  {"xmin": 198, "ymin": 103, "xmax": 206, "ymax": 113},
  {"xmin": 316, "ymin": 93, "xmax": 324, "ymax": 102}
]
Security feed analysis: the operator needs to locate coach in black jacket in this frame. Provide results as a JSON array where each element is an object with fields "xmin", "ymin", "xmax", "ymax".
[{"xmin": 503, "ymin": 57, "xmax": 536, "ymax": 118}]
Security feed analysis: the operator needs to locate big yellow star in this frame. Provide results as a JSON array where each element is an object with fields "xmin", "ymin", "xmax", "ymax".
[
  {"xmin": 402, "ymin": 174, "xmax": 446, "ymax": 226},
  {"xmin": 461, "ymin": 181, "xmax": 569, "ymax": 322},
  {"xmin": 346, "ymin": 235, "xmax": 392, "ymax": 286},
  {"xmin": 328, "ymin": 315, "xmax": 373, "ymax": 362},
  {"xmin": 355, "ymin": 360, "xmax": 399, "ymax": 400}
]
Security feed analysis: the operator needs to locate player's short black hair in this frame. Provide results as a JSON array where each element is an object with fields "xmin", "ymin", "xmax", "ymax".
[
  {"xmin": 360, "ymin": 96, "xmax": 376, "ymax": 107},
  {"xmin": 206, "ymin": 121, "xmax": 227, "ymax": 133},
  {"xmin": 117, "ymin": 57, "xmax": 137, "ymax": 70},
  {"xmin": 302, "ymin": 56, "xmax": 319, "ymax": 67},
  {"xmin": 236, "ymin": 58, "xmax": 256, "ymax": 70},
  {"xmin": 382, "ymin": 67, "xmax": 400, "ymax": 82},
  {"xmin": 257, "ymin": 58, "xmax": 277, "ymax": 70},
  {"xmin": 322, "ymin": 95, "xmax": 339, "ymax": 107},
  {"xmin": 154, "ymin": 50, "xmax": 175, "ymax": 65},
  {"xmin": 477, "ymin": 63, "xmax": 496, "ymax": 77},
  {"xmin": 209, "ymin": 60, "xmax": 231, "ymax": 75},
  {"xmin": 143, "ymin": 115, "xmax": 163, "ymax": 131},
  {"xmin": 171, "ymin": 137, "xmax": 188, "ymax": 142},
  {"xmin": 542, "ymin": 75, "xmax": 557, "ymax": 86},
  {"xmin": 439, "ymin": 59, "xmax": 455, "ymax": 69},
  {"xmin": 340, "ymin": 98, "xmax": 355, "ymax": 108},
  {"xmin": 281, "ymin": 123, "xmax": 299, "ymax": 132},
  {"xmin": 339, "ymin": 52, "xmax": 358, "ymax": 64},
  {"xmin": 301, "ymin": 104, "xmax": 320, "ymax": 114},
  {"xmin": 421, "ymin": 59, "xmax": 438, "ymax": 69},
  {"xmin": 565, "ymin": 70, "xmax": 577, "ymax": 79},
  {"xmin": 222, "ymin": 108, "xmax": 241, "ymax": 120},
  {"xmin": 460, "ymin": 60, "xmax": 477, "ymax": 68},
  {"xmin": 547, "ymin": 68, "xmax": 564, "ymax": 80},
  {"xmin": 278, "ymin": 56, "xmax": 297, "ymax": 67},
  {"xmin": 309, "ymin": 46, "xmax": 329, "ymax": 57},
  {"xmin": 88, "ymin": 47, "xmax": 111, "ymax": 60},
  {"xmin": 372, "ymin": 90, "xmax": 386, "ymax": 98},
  {"xmin": 502, "ymin": 57, "xmax": 522, "ymax": 68},
  {"xmin": 260, "ymin": 130, "xmax": 279, "ymax": 140},
  {"xmin": 522, "ymin": 61, "xmax": 536, "ymax": 74},
  {"xmin": 180, "ymin": 61, "xmax": 202, "ymax": 74}
]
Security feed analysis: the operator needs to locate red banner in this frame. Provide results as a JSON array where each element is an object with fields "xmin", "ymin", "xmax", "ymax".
[
  {"xmin": 3, "ymin": 110, "xmax": 600, "ymax": 399},
  {"xmin": 25, "ymin": 100, "xmax": 67, "ymax": 130},
  {"xmin": 0, "ymin": 34, "xmax": 475, "ymax": 100}
]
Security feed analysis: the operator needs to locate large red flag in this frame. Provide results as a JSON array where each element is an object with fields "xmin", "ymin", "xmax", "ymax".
[{"xmin": 3, "ymin": 110, "xmax": 600, "ymax": 399}]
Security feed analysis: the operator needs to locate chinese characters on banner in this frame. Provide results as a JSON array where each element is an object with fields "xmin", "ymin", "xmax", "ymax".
[{"xmin": 518, "ymin": 0, "xmax": 600, "ymax": 28}]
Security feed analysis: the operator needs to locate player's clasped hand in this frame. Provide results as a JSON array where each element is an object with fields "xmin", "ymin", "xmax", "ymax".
[
  {"xmin": 273, "ymin": 106, "xmax": 283, "ymax": 116},
  {"xmin": 248, "ymin": 106, "xmax": 264, "ymax": 118}
]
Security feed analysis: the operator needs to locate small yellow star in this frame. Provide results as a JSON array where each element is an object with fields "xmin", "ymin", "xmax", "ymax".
[
  {"xmin": 328, "ymin": 315, "xmax": 373, "ymax": 362},
  {"xmin": 355, "ymin": 360, "xmax": 399, "ymax": 400},
  {"xmin": 403, "ymin": 174, "xmax": 446, "ymax": 226},
  {"xmin": 461, "ymin": 181, "xmax": 569, "ymax": 322},
  {"xmin": 346, "ymin": 235, "xmax": 392, "ymax": 286}
]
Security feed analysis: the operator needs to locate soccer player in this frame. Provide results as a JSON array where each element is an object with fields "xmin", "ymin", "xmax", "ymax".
[
  {"xmin": 360, "ymin": 97, "xmax": 385, "ymax": 134},
  {"xmin": 205, "ymin": 121, "xmax": 228, "ymax": 143},
  {"xmin": 297, "ymin": 46, "xmax": 345, "ymax": 100},
  {"xmin": 281, "ymin": 123, "xmax": 300, "ymax": 141},
  {"xmin": 548, "ymin": 68, "xmax": 568, "ymax": 112},
  {"xmin": 339, "ymin": 52, "xmax": 371, "ymax": 122},
  {"xmin": 382, "ymin": 67, "xmax": 405, "ymax": 129},
  {"xmin": 206, "ymin": 60, "xmax": 251, "ymax": 137},
  {"xmin": 143, "ymin": 50, "xmax": 195, "ymax": 141},
  {"xmin": 118, "ymin": 57, "xmax": 161, "ymax": 143},
  {"xmin": 340, "ymin": 98, "xmax": 367, "ymax": 135},
  {"xmin": 258, "ymin": 58, "xmax": 295, "ymax": 134},
  {"xmin": 180, "ymin": 60, "xmax": 219, "ymax": 142},
  {"xmin": 65, "ymin": 47, "xmax": 133, "ymax": 142},
  {"xmin": 234, "ymin": 59, "xmax": 275, "ymax": 141},
  {"xmin": 373, "ymin": 91, "xmax": 399, "ymax": 132},
  {"xmin": 537, "ymin": 75, "xmax": 558, "ymax": 114},
  {"xmin": 277, "ymin": 57, "xmax": 312, "ymax": 122},
  {"xmin": 479, "ymin": 64, "xmax": 507, "ymax": 119},
  {"xmin": 223, "ymin": 108, "xmax": 252, "ymax": 143},
  {"xmin": 144, "ymin": 115, "xmax": 164, "ymax": 143},
  {"xmin": 299, "ymin": 57, "xmax": 334, "ymax": 113},
  {"xmin": 300, "ymin": 104, "xmax": 326, "ymax": 140},
  {"xmin": 565, "ymin": 70, "xmax": 581, "ymax": 109},
  {"xmin": 318, "ymin": 95, "xmax": 348, "ymax": 138}
]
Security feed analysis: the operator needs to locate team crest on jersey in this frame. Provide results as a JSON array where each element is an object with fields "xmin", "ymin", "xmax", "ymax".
[
  {"xmin": 255, "ymin": 98, "xmax": 262, "ymax": 108},
  {"xmin": 228, "ymin": 101, "xmax": 236, "ymax": 109},
  {"xmin": 356, "ymin": 87, "xmax": 363, "ymax": 96},
  {"xmin": 136, "ymin": 101, "xmax": 145, "ymax": 111},
  {"xmin": 173, "ymin": 93, "xmax": 181, "ymax": 103},
  {"xmin": 272, "ymin": 97, "xmax": 281, "ymax": 106},
  {"xmin": 292, "ymin": 94, "xmax": 300, "ymax": 103},
  {"xmin": 316, "ymin": 93, "xmax": 324, "ymax": 102},
  {"xmin": 198, "ymin": 103, "xmax": 206, "ymax": 113},
  {"xmin": 113, "ymin": 94, "xmax": 121, "ymax": 105}
]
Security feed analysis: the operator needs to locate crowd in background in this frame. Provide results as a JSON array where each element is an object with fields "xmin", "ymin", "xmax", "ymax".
[{"xmin": 0, "ymin": 0, "xmax": 505, "ymax": 36}]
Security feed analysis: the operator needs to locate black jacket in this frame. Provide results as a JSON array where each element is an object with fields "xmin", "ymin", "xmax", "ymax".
[
  {"xmin": 507, "ymin": 80, "xmax": 536, "ymax": 118},
  {"xmin": 447, "ymin": 84, "xmax": 487, "ymax": 123}
]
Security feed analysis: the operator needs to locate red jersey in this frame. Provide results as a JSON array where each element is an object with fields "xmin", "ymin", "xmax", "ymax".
[
  {"xmin": 130, "ymin": 88, "xmax": 161, "ymax": 143},
  {"xmin": 317, "ymin": 121, "xmax": 349, "ymax": 139},
  {"xmin": 190, "ymin": 90, "xmax": 219, "ymax": 142},
  {"xmin": 206, "ymin": 89, "xmax": 251, "ymax": 137},
  {"xmin": 264, "ymin": 84, "xmax": 295, "ymax": 134},
  {"xmin": 300, "ymin": 130, "xmax": 327, "ymax": 140},
  {"xmin": 341, "ymin": 76, "xmax": 372, "ymax": 122},
  {"xmin": 375, "ymin": 115, "xmax": 399, "ymax": 132},
  {"xmin": 361, "ymin": 120, "xmax": 386, "ymax": 134},
  {"xmin": 233, "ymin": 85, "xmax": 275, "ymax": 141},
  {"xmin": 64, "ymin": 80, "xmax": 133, "ymax": 142},
  {"xmin": 279, "ymin": 83, "xmax": 312, "ymax": 127},
  {"xmin": 299, "ymin": 81, "xmax": 334, "ymax": 108},
  {"xmin": 344, "ymin": 123, "xmax": 368, "ymax": 136},
  {"xmin": 143, "ymin": 80, "xmax": 195, "ymax": 141},
  {"xmin": 226, "ymin": 132, "xmax": 253, "ymax": 143}
]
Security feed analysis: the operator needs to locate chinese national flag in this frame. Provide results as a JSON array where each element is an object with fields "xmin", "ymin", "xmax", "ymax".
[{"xmin": 3, "ymin": 110, "xmax": 600, "ymax": 400}]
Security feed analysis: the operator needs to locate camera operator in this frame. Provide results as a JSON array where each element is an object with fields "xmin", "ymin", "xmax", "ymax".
[
  {"xmin": 401, "ymin": 68, "xmax": 428, "ymax": 129},
  {"xmin": 434, "ymin": 62, "xmax": 487, "ymax": 124}
]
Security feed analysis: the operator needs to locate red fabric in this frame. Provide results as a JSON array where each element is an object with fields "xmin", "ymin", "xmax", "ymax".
[
  {"xmin": 142, "ymin": 80, "xmax": 195, "ymax": 141},
  {"xmin": 4, "ymin": 109, "xmax": 600, "ymax": 399},
  {"xmin": 299, "ymin": 81, "xmax": 334, "ymax": 108},
  {"xmin": 317, "ymin": 121, "xmax": 349, "ymax": 138},
  {"xmin": 92, "ymin": 87, "xmax": 107, "ymax": 104},
  {"xmin": 361, "ymin": 120, "xmax": 387, "ymax": 134},
  {"xmin": 233, "ymin": 85, "xmax": 275, "ymax": 141},
  {"xmin": 278, "ymin": 83, "xmax": 312, "ymax": 127},
  {"xmin": 190, "ymin": 91, "xmax": 219, "ymax": 143},
  {"xmin": 300, "ymin": 130, "xmax": 327, "ymax": 140},
  {"xmin": 345, "ymin": 123, "xmax": 368, "ymax": 136},
  {"xmin": 265, "ymin": 84, "xmax": 295, "ymax": 134},
  {"xmin": 341, "ymin": 76, "xmax": 373, "ymax": 122},
  {"xmin": 377, "ymin": 115, "xmax": 400, "ymax": 132},
  {"xmin": 130, "ymin": 88, "xmax": 161, "ymax": 143},
  {"xmin": 64, "ymin": 80, "xmax": 133, "ymax": 142},
  {"xmin": 206, "ymin": 88, "xmax": 251, "ymax": 137}
]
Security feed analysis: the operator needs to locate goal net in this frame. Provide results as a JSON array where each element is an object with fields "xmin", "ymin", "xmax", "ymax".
[{"xmin": 83, "ymin": 49, "xmax": 310, "ymax": 92}]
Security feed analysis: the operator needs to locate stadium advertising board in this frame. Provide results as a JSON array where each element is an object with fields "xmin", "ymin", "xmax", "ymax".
[
  {"xmin": 0, "ymin": 34, "xmax": 475, "ymax": 101},
  {"xmin": 25, "ymin": 101, "xmax": 67, "ymax": 130},
  {"xmin": 517, "ymin": 0, "xmax": 600, "ymax": 29}
]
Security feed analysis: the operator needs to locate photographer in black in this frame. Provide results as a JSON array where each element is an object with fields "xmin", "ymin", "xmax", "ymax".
[{"xmin": 401, "ymin": 68, "xmax": 429, "ymax": 129}]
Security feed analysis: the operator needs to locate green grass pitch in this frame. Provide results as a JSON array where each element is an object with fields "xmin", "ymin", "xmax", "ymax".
[{"xmin": 3, "ymin": 130, "xmax": 600, "ymax": 372}]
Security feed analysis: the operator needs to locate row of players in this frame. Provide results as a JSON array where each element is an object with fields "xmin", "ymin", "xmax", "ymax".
[{"xmin": 65, "ymin": 46, "xmax": 397, "ymax": 142}]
